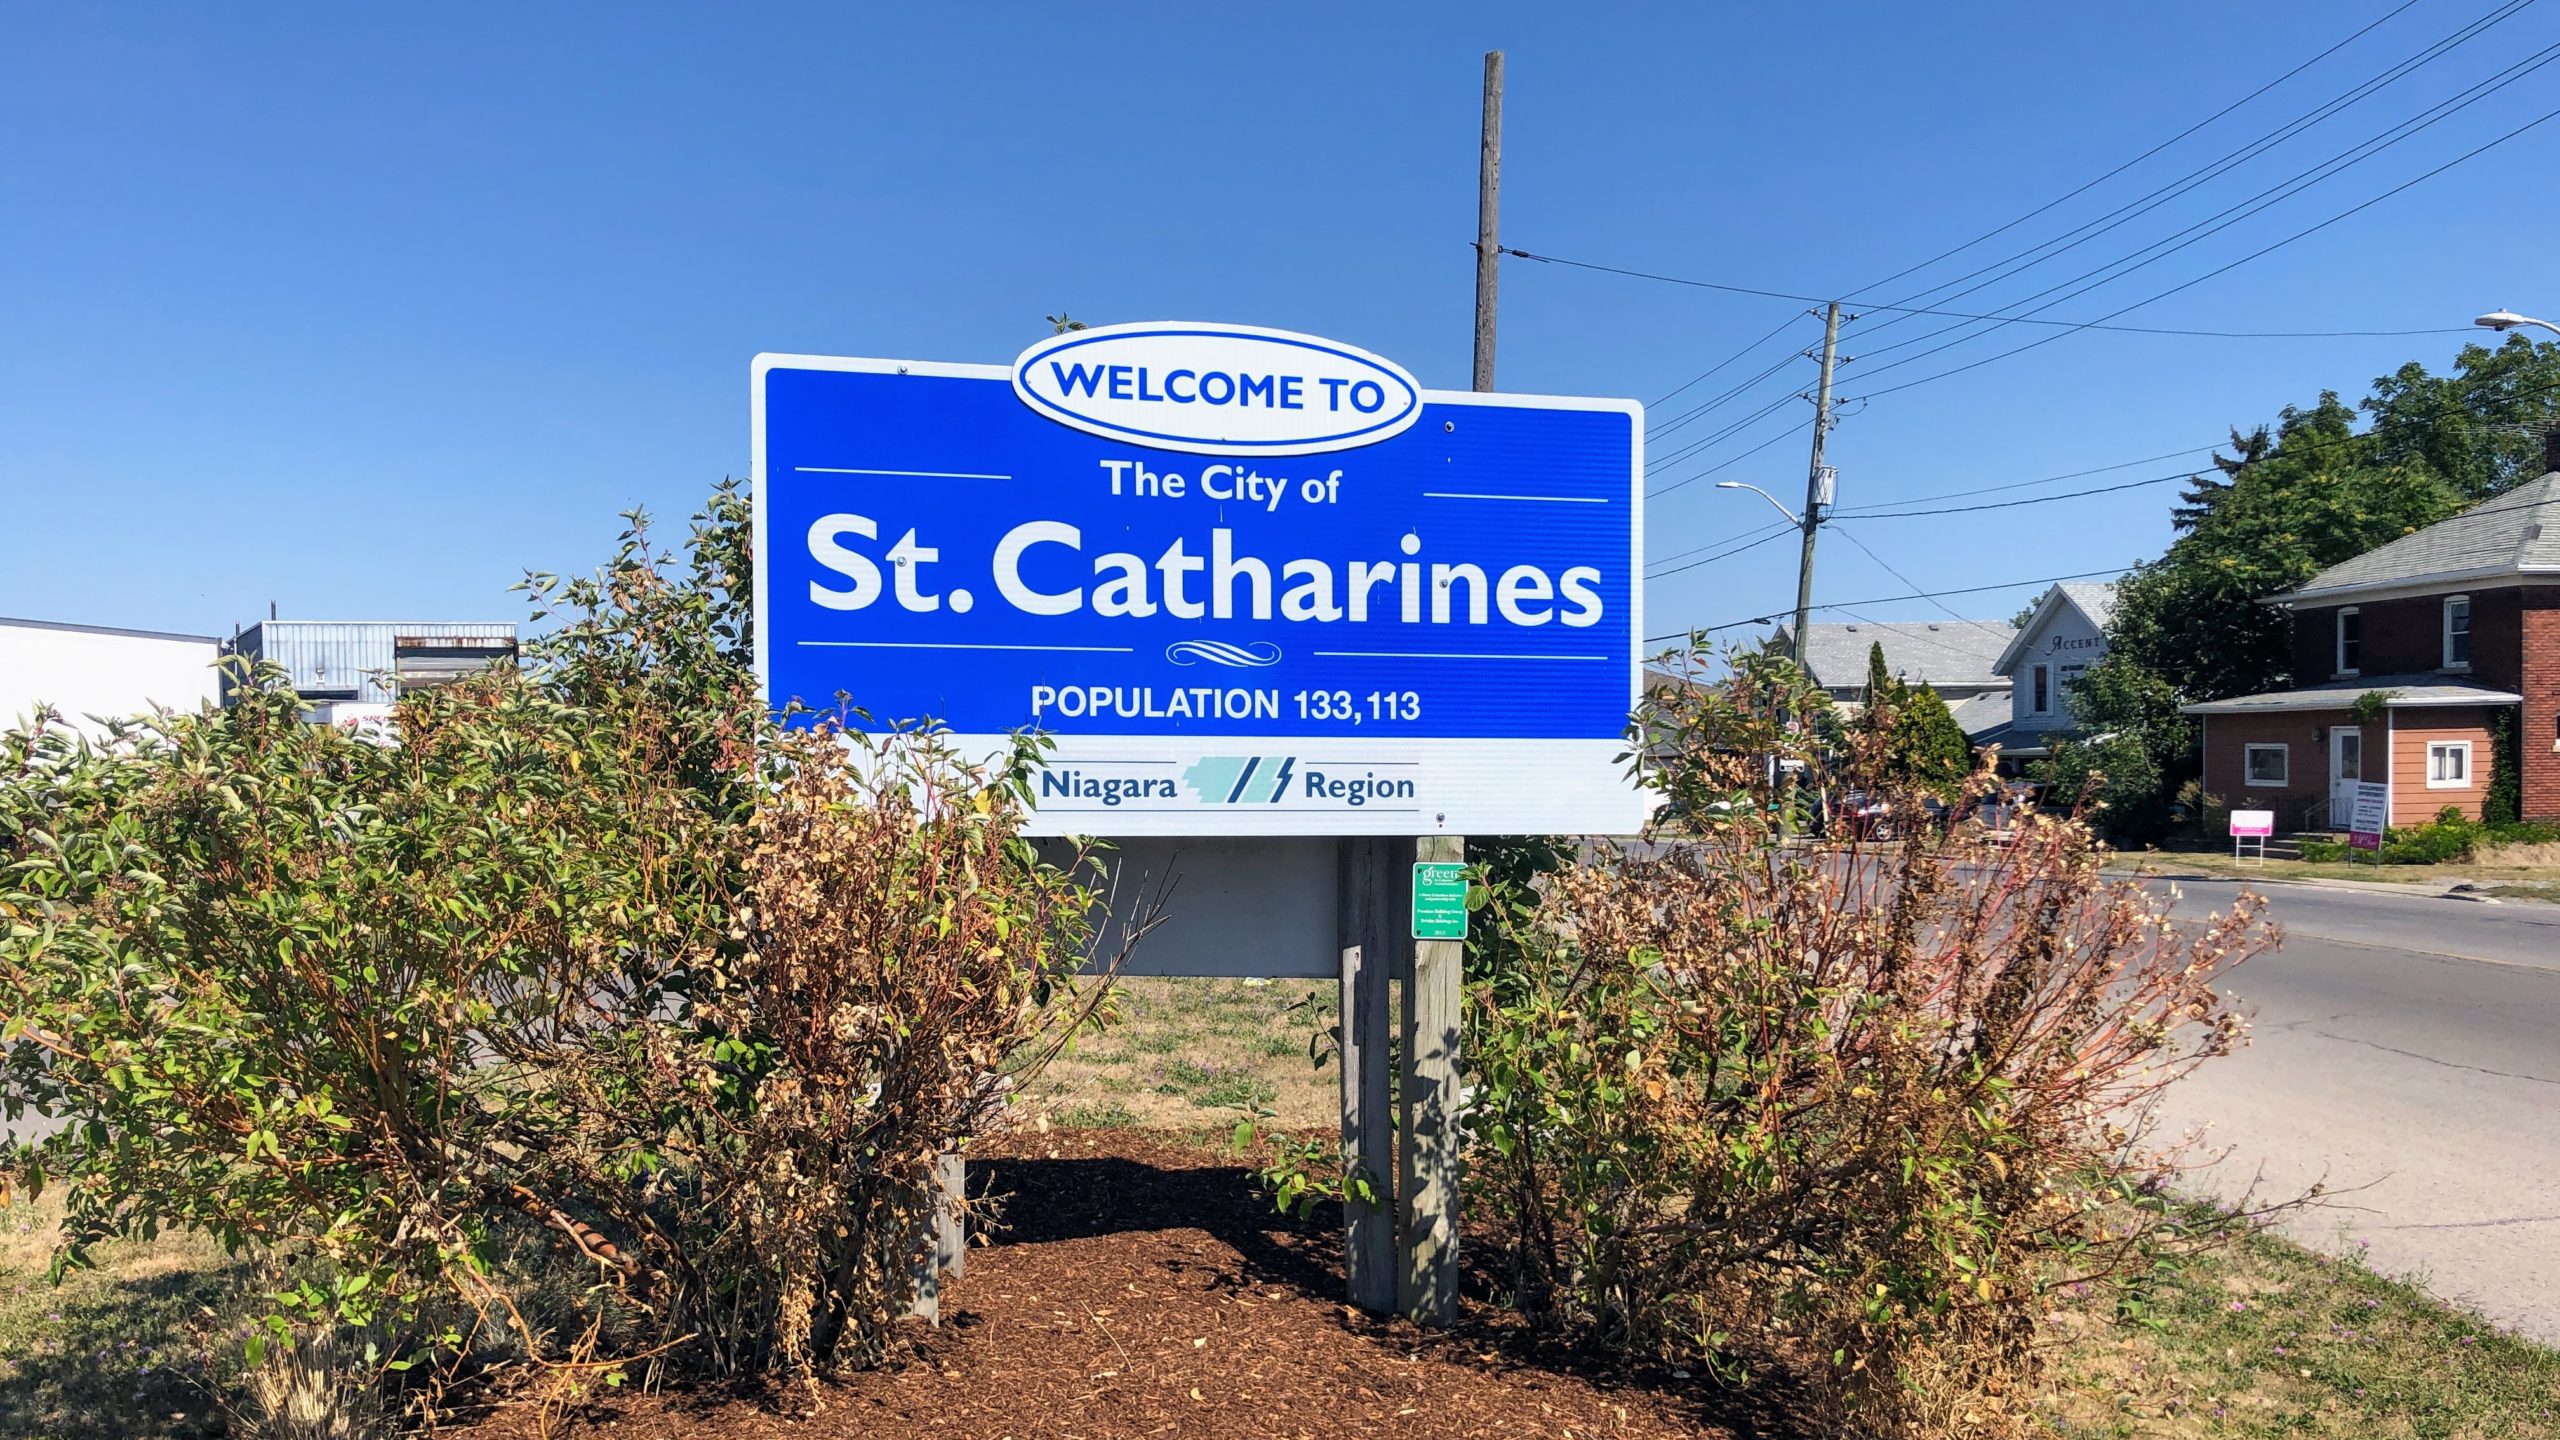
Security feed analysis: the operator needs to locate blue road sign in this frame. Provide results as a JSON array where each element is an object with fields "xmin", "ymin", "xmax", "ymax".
[{"xmin": 754, "ymin": 323, "xmax": 1645, "ymax": 836}]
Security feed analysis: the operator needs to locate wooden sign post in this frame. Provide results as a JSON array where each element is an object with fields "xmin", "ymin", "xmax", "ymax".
[
  {"xmin": 1334, "ymin": 838, "xmax": 1402, "ymax": 1313},
  {"xmin": 1398, "ymin": 836, "xmax": 1466, "ymax": 1323}
]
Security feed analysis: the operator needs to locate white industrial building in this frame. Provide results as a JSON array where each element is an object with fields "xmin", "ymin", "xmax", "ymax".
[
  {"xmin": 3, "ymin": 616, "xmax": 521, "ymax": 742},
  {"xmin": 0, "ymin": 616, "xmax": 224, "ymax": 739}
]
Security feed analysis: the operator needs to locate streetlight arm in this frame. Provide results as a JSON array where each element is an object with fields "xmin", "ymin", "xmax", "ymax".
[{"xmin": 1714, "ymin": 480, "xmax": 1803, "ymax": 527}]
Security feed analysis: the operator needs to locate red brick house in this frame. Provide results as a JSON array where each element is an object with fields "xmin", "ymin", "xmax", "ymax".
[{"xmin": 2185, "ymin": 468, "xmax": 2560, "ymax": 830}]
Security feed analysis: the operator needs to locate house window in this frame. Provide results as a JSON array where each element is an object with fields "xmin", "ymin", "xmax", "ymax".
[
  {"xmin": 2031, "ymin": 664, "xmax": 2051, "ymax": 715},
  {"xmin": 2336, "ymin": 607, "xmax": 2361, "ymax": 675},
  {"xmin": 2427, "ymin": 741, "xmax": 2472, "ymax": 788},
  {"xmin": 2443, "ymin": 595, "xmax": 2471, "ymax": 669},
  {"xmin": 2244, "ymin": 743, "xmax": 2289, "ymax": 787}
]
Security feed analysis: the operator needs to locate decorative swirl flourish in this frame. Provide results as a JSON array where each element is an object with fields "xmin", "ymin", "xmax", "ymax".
[{"xmin": 1164, "ymin": 639, "xmax": 1283, "ymax": 668}]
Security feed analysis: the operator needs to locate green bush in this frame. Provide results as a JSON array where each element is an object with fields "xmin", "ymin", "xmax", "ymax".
[
  {"xmin": 2484, "ymin": 709, "xmax": 2522, "ymax": 826},
  {"xmin": 2382, "ymin": 806, "xmax": 2481, "ymax": 863},
  {"xmin": 2294, "ymin": 806, "xmax": 2558, "ymax": 865}
]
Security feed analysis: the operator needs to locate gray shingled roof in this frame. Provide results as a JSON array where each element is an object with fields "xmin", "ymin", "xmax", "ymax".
[
  {"xmin": 1770, "ymin": 619, "xmax": 2017, "ymax": 691},
  {"xmin": 2053, "ymin": 580, "xmax": 2119, "ymax": 631},
  {"xmin": 1949, "ymin": 690, "xmax": 2013, "ymax": 740},
  {"xmin": 2284, "ymin": 471, "xmax": 2560, "ymax": 602}
]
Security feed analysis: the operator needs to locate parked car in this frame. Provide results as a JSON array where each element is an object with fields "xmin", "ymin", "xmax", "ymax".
[{"xmin": 1829, "ymin": 789, "xmax": 1894, "ymax": 840}]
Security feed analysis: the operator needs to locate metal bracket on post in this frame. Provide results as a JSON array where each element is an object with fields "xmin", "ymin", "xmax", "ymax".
[
  {"xmin": 1336, "ymin": 838, "xmax": 1401, "ymax": 1312},
  {"xmin": 1399, "ymin": 834, "xmax": 1465, "ymax": 1324}
]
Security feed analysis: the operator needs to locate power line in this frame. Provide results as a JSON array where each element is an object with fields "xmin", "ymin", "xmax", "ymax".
[
  {"xmin": 1828, "ymin": 446, "xmax": 2223, "ymax": 511},
  {"xmin": 1649, "ymin": 388, "xmax": 1804, "ymax": 474},
  {"xmin": 1852, "ymin": 99, "xmax": 2560, "ymax": 401},
  {"xmin": 1645, "ymin": 524, "xmax": 1797, "ymax": 580},
  {"xmin": 1648, "ymin": 516, "xmax": 1795, "ymax": 569},
  {"xmin": 1646, "ymin": 310, "xmax": 1811, "ymax": 410},
  {"xmin": 1652, "ymin": 472, "xmax": 2560, "ymax": 646},
  {"xmin": 1846, "ymin": 0, "xmax": 2428, "ymax": 298},
  {"xmin": 1558, "ymin": 0, "xmax": 2511, "ymax": 445},
  {"xmin": 1504, "ymin": 248, "xmax": 2466, "ymax": 338},
  {"xmin": 1828, "ymin": 525, "xmax": 2022, "ymax": 641},
  {"xmin": 1844, "ymin": 35, "xmax": 2560, "ymax": 380},
  {"xmin": 1525, "ymin": 1, "xmax": 2536, "ymax": 425},
  {"xmin": 1646, "ymin": 568, "xmax": 2136, "ymax": 646},
  {"xmin": 1649, "ymin": 354, "xmax": 1805, "ymax": 446},
  {"xmin": 1838, "ymin": 470, "xmax": 2193, "ymax": 519},
  {"xmin": 1646, "ymin": 417, "xmax": 1809, "ymax": 498},
  {"xmin": 1832, "ymin": 370, "xmax": 2560, "ymax": 516},
  {"xmin": 1850, "ymin": 0, "xmax": 2543, "ymax": 346},
  {"xmin": 1642, "ymin": 375, "xmax": 2560, "ymax": 649}
]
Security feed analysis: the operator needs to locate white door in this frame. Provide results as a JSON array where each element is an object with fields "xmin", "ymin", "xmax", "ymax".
[{"xmin": 2329, "ymin": 726, "xmax": 2363, "ymax": 824}]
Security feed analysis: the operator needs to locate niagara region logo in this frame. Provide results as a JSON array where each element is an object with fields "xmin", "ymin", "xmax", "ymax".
[
  {"xmin": 1182, "ymin": 755, "xmax": 1295, "ymax": 804},
  {"xmin": 1179, "ymin": 756, "xmax": 1421, "ymax": 808}
]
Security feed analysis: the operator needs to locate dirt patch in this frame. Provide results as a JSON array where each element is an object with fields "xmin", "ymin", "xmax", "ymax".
[{"xmin": 458, "ymin": 1130, "xmax": 1799, "ymax": 1440}]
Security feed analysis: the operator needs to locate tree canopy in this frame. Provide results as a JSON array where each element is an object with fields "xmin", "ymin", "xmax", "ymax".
[{"xmin": 2050, "ymin": 335, "xmax": 2560, "ymax": 837}]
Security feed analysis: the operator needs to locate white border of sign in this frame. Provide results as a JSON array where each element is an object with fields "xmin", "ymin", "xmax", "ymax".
[{"xmin": 750, "ymin": 351, "xmax": 1648, "ymax": 837}]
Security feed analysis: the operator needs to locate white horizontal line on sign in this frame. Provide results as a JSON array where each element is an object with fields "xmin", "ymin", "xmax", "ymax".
[
  {"xmin": 797, "ymin": 466, "xmax": 1013, "ymax": 480},
  {"xmin": 1312, "ymin": 650, "xmax": 1608, "ymax": 661},
  {"xmin": 1420, "ymin": 491, "xmax": 1605, "ymax": 504},
  {"xmin": 797, "ymin": 640, "xmax": 1134, "ymax": 653},
  {"xmin": 1040, "ymin": 806, "xmax": 1425, "ymax": 814}
]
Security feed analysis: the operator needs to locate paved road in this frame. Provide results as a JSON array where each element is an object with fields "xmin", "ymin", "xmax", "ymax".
[{"xmin": 2135, "ymin": 876, "xmax": 2560, "ymax": 1342}]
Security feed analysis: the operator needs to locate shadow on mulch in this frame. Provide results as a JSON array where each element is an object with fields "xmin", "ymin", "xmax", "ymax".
[
  {"xmin": 464, "ymin": 1129, "xmax": 1830, "ymax": 1439},
  {"xmin": 971, "ymin": 1134, "xmax": 1827, "ymax": 1440}
]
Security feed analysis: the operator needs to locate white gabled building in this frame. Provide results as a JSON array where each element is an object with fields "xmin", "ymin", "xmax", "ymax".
[
  {"xmin": 0, "ymin": 616, "xmax": 224, "ymax": 740},
  {"xmin": 1986, "ymin": 581, "xmax": 2119, "ymax": 760}
]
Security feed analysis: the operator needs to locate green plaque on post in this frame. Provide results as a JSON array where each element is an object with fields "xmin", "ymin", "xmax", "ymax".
[{"xmin": 1410, "ymin": 862, "xmax": 1469, "ymax": 941}]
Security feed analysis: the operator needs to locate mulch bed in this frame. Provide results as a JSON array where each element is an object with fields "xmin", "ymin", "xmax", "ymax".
[{"xmin": 461, "ymin": 1129, "xmax": 1812, "ymax": 1439}]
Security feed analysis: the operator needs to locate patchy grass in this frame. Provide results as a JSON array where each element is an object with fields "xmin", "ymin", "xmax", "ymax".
[
  {"xmin": 2041, "ymin": 1223, "xmax": 2560, "ymax": 1437},
  {"xmin": 0, "ymin": 1193, "xmax": 250, "ymax": 1440},
  {"xmin": 1020, "ymin": 976, "xmax": 1335, "ymax": 1131}
]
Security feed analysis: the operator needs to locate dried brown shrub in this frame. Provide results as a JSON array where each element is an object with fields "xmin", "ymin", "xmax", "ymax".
[
  {"xmin": 1, "ymin": 496, "xmax": 1123, "ymax": 1417},
  {"xmin": 1468, "ymin": 649, "xmax": 2277, "ymax": 1437}
]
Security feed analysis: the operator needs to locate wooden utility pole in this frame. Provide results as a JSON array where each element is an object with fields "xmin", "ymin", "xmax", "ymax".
[
  {"xmin": 1471, "ymin": 50, "xmax": 1504, "ymax": 392},
  {"xmin": 1789, "ymin": 301, "xmax": 1842, "ymax": 665},
  {"xmin": 1387, "ymin": 49, "xmax": 1506, "ymax": 1328}
]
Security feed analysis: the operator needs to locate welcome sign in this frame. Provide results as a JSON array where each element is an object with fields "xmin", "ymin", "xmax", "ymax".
[{"xmin": 752, "ymin": 322, "xmax": 1645, "ymax": 837}]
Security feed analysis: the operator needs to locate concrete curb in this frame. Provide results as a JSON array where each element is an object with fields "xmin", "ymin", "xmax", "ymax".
[{"xmin": 2104, "ymin": 867, "xmax": 2492, "ymax": 902}]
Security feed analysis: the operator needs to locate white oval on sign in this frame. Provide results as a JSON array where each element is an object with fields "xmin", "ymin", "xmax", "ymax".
[{"xmin": 1011, "ymin": 321, "xmax": 1423, "ymax": 455}]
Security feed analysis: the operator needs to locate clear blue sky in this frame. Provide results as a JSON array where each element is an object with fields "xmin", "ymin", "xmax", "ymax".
[{"xmin": 4, "ymin": 3, "xmax": 2552, "ymax": 644}]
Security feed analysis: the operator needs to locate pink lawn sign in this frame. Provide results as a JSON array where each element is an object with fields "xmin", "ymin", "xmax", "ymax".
[{"xmin": 2229, "ymin": 808, "xmax": 2274, "ymax": 862}]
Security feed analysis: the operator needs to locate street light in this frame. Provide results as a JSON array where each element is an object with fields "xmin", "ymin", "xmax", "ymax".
[
  {"xmin": 1715, "ymin": 479, "xmax": 1803, "ymax": 527},
  {"xmin": 2474, "ymin": 309, "xmax": 2560, "ymax": 339}
]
